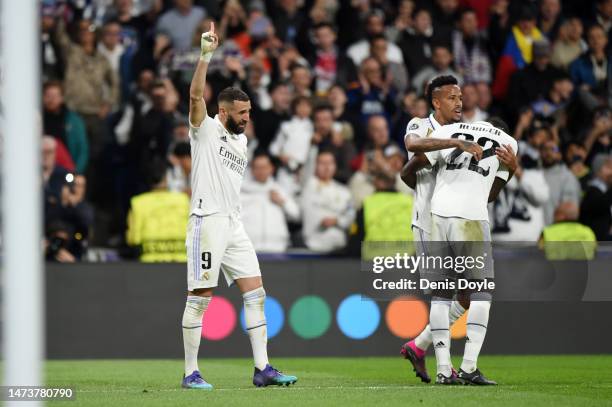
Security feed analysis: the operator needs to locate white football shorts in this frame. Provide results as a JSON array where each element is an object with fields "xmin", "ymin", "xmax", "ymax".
[{"xmin": 186, "ymin": 214, "xmax": 261, "ymax": 290}]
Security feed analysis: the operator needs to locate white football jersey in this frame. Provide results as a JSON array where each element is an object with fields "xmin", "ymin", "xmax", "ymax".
[
  {"xmin": 404, "ymin": 114, "xmax": 442, "ymax": 233},
  {"xmin": 425, "ymin": 121, "xmax": 518, "ymax": 221},
  {"xmin": 189, "ymin": 115, "xmax": 249, "ymax": 216}
]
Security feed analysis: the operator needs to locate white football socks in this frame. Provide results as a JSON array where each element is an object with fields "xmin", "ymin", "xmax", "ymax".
[
  {"xmin": 461, "ymin": 300, "xmax": 491, "ymax": 373},
  {"xmin": 182, "ymin": 295, "xmax": 211, "ymax": 376},
  {"xmin": 430, "ymin": 300, "xmax": 452, "ymax": 377},
  {"xmin": 243, "ymin": 287, "xmax": 269, "ymax": 370},
  {"xmin": 414, "ymin": 300, "xmax": 466, "ymax": 351}
]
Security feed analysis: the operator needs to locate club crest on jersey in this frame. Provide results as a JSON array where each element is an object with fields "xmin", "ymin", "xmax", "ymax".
[{"xmin": 220, "ymin": 135, "xmax": 227, "ymax": 142}]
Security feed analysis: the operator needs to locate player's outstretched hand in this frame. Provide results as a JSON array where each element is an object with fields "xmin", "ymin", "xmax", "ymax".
[
  {"xmin": 200, "ymin": 22, "xmax": 219, "ymax": 60},
  {"xmin": 496, "ymin": 144, "xmax": 518, "ymax": 173},
  {"xmin": 456, "ymin": 139, "xmax": 483, "ymax": 161}
]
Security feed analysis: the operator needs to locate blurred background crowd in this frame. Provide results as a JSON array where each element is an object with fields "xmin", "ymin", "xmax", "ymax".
[{"xmin": 38, "ymin": 0, "xmax": 612, "ymax": 262}]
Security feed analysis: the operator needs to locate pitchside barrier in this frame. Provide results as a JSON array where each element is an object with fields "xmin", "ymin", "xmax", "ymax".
[{"xmin": 47, "ymin": 245, "xmax": 612, "ymax": 358}]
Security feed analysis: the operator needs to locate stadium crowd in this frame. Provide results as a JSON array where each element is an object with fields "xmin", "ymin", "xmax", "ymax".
[{"xmin": 39, "ymin": 0, "xmax": 612, "ymax": 262}]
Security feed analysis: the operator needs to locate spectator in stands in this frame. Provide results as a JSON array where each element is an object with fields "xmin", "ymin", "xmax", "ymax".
[
  {"xmin": 537, "ymin": 0, "xmax": 562, "ymax": 40},
  {"xmin": 241, "ymin": 153, "xmax": 300, "ymax": 253},
  {"xmin": 348, "ymin": 170, "xmax": 413, "ymax": 255},
  {"xmin": 167, "ymin": 142, "xmax": 191, "ymax": 195},
  {"xmin": 569, "ymin": 24, "xmax": 611, "ymax": 112},
  {"xmin": 252, "ymin": 82, "xmax": 291, "ymax": 152},
  {"xmin": 267, "ymin": 0, "xmax": 306, "ymax": 46},
  {"xmin": 301, "ymin": 151, "xmax": 355, "ymax": 252},
  {"xmin": 43, "ymin": 137, "xmax": 93, "ymax": 262},
  {"xmin": 126, "ymin": 159, "xmax": 190, "ymax": 262},
  {"xmin": 347, "ymin": 57, "xmax": 397, "ymax": 126},
  {"xmin": 452, "ymin": 8, "xmax": 492, "ymax": 84},
  {"xmin": 289, "ymin": 63, "xmax": 313, "ymax": 98},
  {"xmin": 492, "ymin": 5, "xmax": 542, "ymax": 101},
  {"xmin": 54, "ymin": 17, "xmax": 119, "ymax": 164},
  {"xmin": 531, "ymin": 74, "xmax": 575, "ymax": 141},
  {"xmin": 551, "ymin": 17, "xmax": 586, "ymax": 71},
  {"xmin": 507, "ymin": 38, "xmax": 565, "ymax": 121},
  {"xmin": 430, "ymin": 0, "xmax": 459, "ymax": 39},
  {"xmin": 154, "ymin": 0, "xmax": 205, "ymax": 54},
  {"xmin": 541, "ymin": 139, "xmax": 582, "ymax": 225},
  {"xmin": 128, "ymin": 80, "xmax": 175, "ymax": 188},
  {"xmin": 106, "ymin": 0, "xmax": 158, "ymax": 82},
  {"xmin": 369, "ymin": 34, "xmax": 409, "ymax": 98},
  {"xmin": 348, "ymin": 10, "xmax": 404, "ymax": 67},
  {"xmin": 306, "ymin": 104, "xmax": 356, "ymax": 184},
  {"xmin": 398, "ymin": 8, "xmax": 436, "ymax": 76},
  {"xmin": 43, "ymin": 136, "xmax": 70, "ymax": 204},
  {"xmin": 587, "ymin": 0, "xmax": 612, "ymax": 48},
  {"xmin": 565, "ymin": 141, "xmax": 592, "ymax": 190},
  {"xmin": 385, "ymin": 0, "xmax": 415, "ymax": 43},
  {"xmin": 43, "ymin": 81, "xmax": 89, "ymax": 174},
  {"xmin": 476, "ymin": 82, "xmax": 493, "ymax": 113},
  {"xmin": 580, "ymin": 154, "xmax": 612, "ymax": 240},
  {"xmin": 41, "ymin": 4, "xmax": 64, "ymax": 81},
  {"xmin": 583, "ymin": 107, "xmax": 612, "ymax": 162},
  {"xmin": 307, "ymin": 22, "xmax": 357, "ymax": 95},
  {"xmin": 98, "ymin": 21, "xmax": 125, "ymax": 81},
  {"xmin": 461, "ymin": 83, "xmax": 488, "ymax": 123},
  {"xmin": 490, "ymin": 160, "xmax": 551, "ymax": 242},
  {"xmin": 269, "ymin": 96, "xmax": 314, "ymax": 197},
  {"xmin": 540, "ymin": 201, "xmax": 597, "ymax": 260},
  {"xmin": 412, "ymin": 45, "xmax": 463, "ymax": 96}
]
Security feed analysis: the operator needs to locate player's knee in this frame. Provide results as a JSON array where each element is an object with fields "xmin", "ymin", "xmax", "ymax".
[{"xmin": 243, "ymin": 286, "xmax": 266, "ymax": 306}]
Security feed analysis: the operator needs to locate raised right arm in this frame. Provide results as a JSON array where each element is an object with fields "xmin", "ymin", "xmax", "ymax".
[{"xmin": 189, "ymin": 22, "xmax": 218, "ymax": 128}]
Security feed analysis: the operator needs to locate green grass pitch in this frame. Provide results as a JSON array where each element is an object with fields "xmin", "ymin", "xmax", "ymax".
[{"xmin": 47, "ymin": 356, "xmax": 612, "ymax": 406}]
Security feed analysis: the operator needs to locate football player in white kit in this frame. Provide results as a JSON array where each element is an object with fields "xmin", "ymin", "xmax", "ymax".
[
  {"xmin": 399, "ymin": 75, "xmax": 483, "ymax": 383},
  {"xmin": 409, "ymin": 118, "xmax": 518, "ymax": 385},
  {"xmin": 180, "ymin": 23, "xmax": 297, "ymax": 390}
]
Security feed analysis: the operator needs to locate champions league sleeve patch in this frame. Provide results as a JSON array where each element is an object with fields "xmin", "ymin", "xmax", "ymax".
[{"xmin": 409, "ymin": 122, "xmax": 419, "ymax": 131}]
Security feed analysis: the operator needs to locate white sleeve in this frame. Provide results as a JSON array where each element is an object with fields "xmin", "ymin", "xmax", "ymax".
[{"xmin": 189, "ymin": 115, "xmax": 212, "ymax": 141}]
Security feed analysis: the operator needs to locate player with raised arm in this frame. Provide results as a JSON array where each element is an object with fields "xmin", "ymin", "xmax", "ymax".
[
  {"xmin": 181, "ymin": 22, "xmax": 297, "ymax": 390},
  {"xmin": 408, "ymin": 118, "xmax": 518, "ymax": 385},
  {"xmin": 399, "ymin": 75, "xmax": 482, "ymax": 383}
]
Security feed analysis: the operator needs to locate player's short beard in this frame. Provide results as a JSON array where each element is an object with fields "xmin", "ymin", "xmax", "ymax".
[{"xmin": 226, "ymin": 115, "xmax": 246, "ymax": 135}]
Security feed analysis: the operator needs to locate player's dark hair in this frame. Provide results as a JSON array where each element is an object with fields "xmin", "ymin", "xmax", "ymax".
[
  {"xmin": 487, "ymin": 116, "xmax": 510, "ymax": 134},
  {"xmin": 218, "ymin": 87, "xmax": 250, "ymax": 105},
  {"xmin": 426, "ymin": 75, "xmax": 458, "ymax": 110}
]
